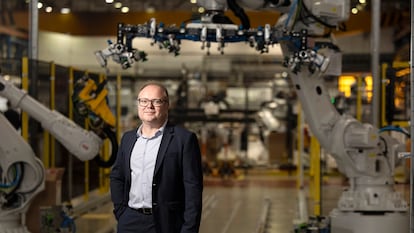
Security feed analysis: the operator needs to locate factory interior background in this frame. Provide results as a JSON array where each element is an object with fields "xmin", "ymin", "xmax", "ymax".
[{"xmin": 0, "ymin": 0, "xmax": 412, "ymax": 232}]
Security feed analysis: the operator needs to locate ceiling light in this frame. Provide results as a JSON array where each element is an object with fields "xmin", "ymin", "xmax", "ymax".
[
  {"xmin": 121, "ymin": 6, "xmax": 129, "ymax": 13},
  {"xmin": 114, "ymin": 2, "xmax": 122, "ymax": 8},
  {"xmin": 190, "ymin": 0, "xmax": 197, "ymax": 4},
  {"xmin": 61, "ymin": 7, "xmax": 71, "ymax": 14},
  {"xmin": 351, "ymin": 7, "xmax": 358, "ymax": 14},
  {"xmin": 37, "ymin": 2, "xmax": 43, "ymax": 9},
  {"xmin": 146, "ymin": 6, "xmax": 155, "ymax": 13},
  {"xmin": 106, "ymin": 0, "xmax": 114, "ymax": 3},
  {"xmin": 198, "ymin": 7, "xmax": 205, "ymax": 13},
  {"xmin": 45, "ymin": 6, "xmax": 53, "ymax": 12},
  {"xmin": 145, "ymin": 3, "xmax": 156, "ymax": 13}
]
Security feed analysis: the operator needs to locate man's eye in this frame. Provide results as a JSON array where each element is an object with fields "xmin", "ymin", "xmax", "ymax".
[
  {"xmin": 154, "ymin": 100, "xmax": 162, "ymax": 105},
  {"xmin": 141, "ymin": 100, "xmax": 149, "ymax": 104}
]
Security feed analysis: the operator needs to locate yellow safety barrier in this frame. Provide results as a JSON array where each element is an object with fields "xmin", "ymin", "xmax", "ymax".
[
  {"xmin": 21, "ymin": 57, "xmax": 29, "ymax": 141},
  {"xmin": 309, "ymin": 136, "xmax": 321, "ymax": 216}
]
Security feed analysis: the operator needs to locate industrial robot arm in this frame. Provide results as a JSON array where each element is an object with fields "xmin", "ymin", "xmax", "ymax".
[
  {"xmin": 281, "ymin": 31, "xmax": 409, "ymax": 232},
  {"xmin": 0, "ymin": 111, "xmax": 44, "ymax": 232},
  {"xmin": 0, "ymin": 75, "xmax": 116, "ymax": 232},
  {"xmin": 95, "ymin": 0, "xmax": 349, "ymax": 69},
  {"xmin": 282, "ymin": 32, "xmax": 407, "ymax": 205},
  {"xmin": 0, "ymin": 75, "xmax": 102, "ymax": 161}
]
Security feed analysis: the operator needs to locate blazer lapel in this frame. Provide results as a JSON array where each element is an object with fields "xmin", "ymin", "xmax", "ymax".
[
  {"xmin": 125, "ymin": 131, "xmax": 137, "ymax": 179},
  {"xmin": 154, "ymin": 124, "xmax": 174, "ymax": 176}
]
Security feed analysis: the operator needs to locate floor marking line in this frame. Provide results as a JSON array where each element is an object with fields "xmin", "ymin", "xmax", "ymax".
[{"xmin": 220, "ymin": 200, "xmax": 241, "ymax": 233}]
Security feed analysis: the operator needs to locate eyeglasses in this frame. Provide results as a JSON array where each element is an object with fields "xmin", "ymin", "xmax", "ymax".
[{"xmin": 137, "ymin": 98, "xmax": 168, "ymax": 107}]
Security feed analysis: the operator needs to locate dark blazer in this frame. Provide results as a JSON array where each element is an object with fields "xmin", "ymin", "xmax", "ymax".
[{"xmin": 110, "ymin": 122, "xmax": 203, "ymax": 233}]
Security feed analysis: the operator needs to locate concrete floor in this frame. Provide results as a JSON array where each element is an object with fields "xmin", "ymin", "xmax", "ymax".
[{"xmin": 71, "ymin": 173, "xmax": 410, "ymax": 233}]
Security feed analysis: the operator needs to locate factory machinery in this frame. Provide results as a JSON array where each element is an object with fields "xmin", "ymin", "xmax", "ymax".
[
  {"xmin": 95, "ymin": 0, "xmax": 409, "ymax": 232},
  {"xmin": 0, "ymin": 74, "xmax": 117, "ymax": 232}
]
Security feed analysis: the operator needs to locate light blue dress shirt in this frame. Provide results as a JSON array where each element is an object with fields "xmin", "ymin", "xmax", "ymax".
[{"xmin": 128, "ymin": 122, "xmax": 166, "ymax": 209}]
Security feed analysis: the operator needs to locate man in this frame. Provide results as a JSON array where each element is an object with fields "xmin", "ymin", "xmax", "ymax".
[{"xmin": 110, "ymin": 82, "xmax": 203, "ymax": 233}]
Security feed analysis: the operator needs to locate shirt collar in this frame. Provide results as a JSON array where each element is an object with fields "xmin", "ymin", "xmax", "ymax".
[{"xmin": 136, "ymin": 120, "xmax": 167, "ymax": 139}]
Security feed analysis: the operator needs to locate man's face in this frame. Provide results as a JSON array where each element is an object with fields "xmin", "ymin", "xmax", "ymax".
[{"xmin": 137, "ymin": 85, "xmax": 169, "ymax": 125}]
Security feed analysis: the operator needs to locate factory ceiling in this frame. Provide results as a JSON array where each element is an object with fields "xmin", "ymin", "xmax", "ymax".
[
  {"xmin": 0, "ymin": 1, "xmax": 407, "ymax": 39},
  {"xmin": 0, "ymin": 0, "xmax": 409, "ymax": 37},
  {"xmin": 0, "ymin": 0, "xmax": 410, "ymax": 76},
  {"xmin": 2, "ymin": 0, "xmax": 410, "ymax": 14}
]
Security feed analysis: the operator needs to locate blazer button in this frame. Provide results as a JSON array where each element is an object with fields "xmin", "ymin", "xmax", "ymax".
[
  {"xmin": 152, "ymin": 183, "xmax": 156, "ymax": 186},
  {"xmin": 153, "ymin": 202, "xmax": 158, "ymax": 206}
]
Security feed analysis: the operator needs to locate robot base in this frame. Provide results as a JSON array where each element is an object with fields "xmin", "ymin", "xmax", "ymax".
[
  {"xmin": 330, "ymin": 208, "xmax": 409, "ymax": 233},
  {"xmin": 0, "ymin": 213, "xmax": 30, "ymax": 233}
]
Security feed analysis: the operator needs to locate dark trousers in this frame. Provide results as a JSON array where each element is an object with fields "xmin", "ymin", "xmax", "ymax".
[{"xmin": 117, "ymin": 207, "xmax": 156, "ymax": 233}]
